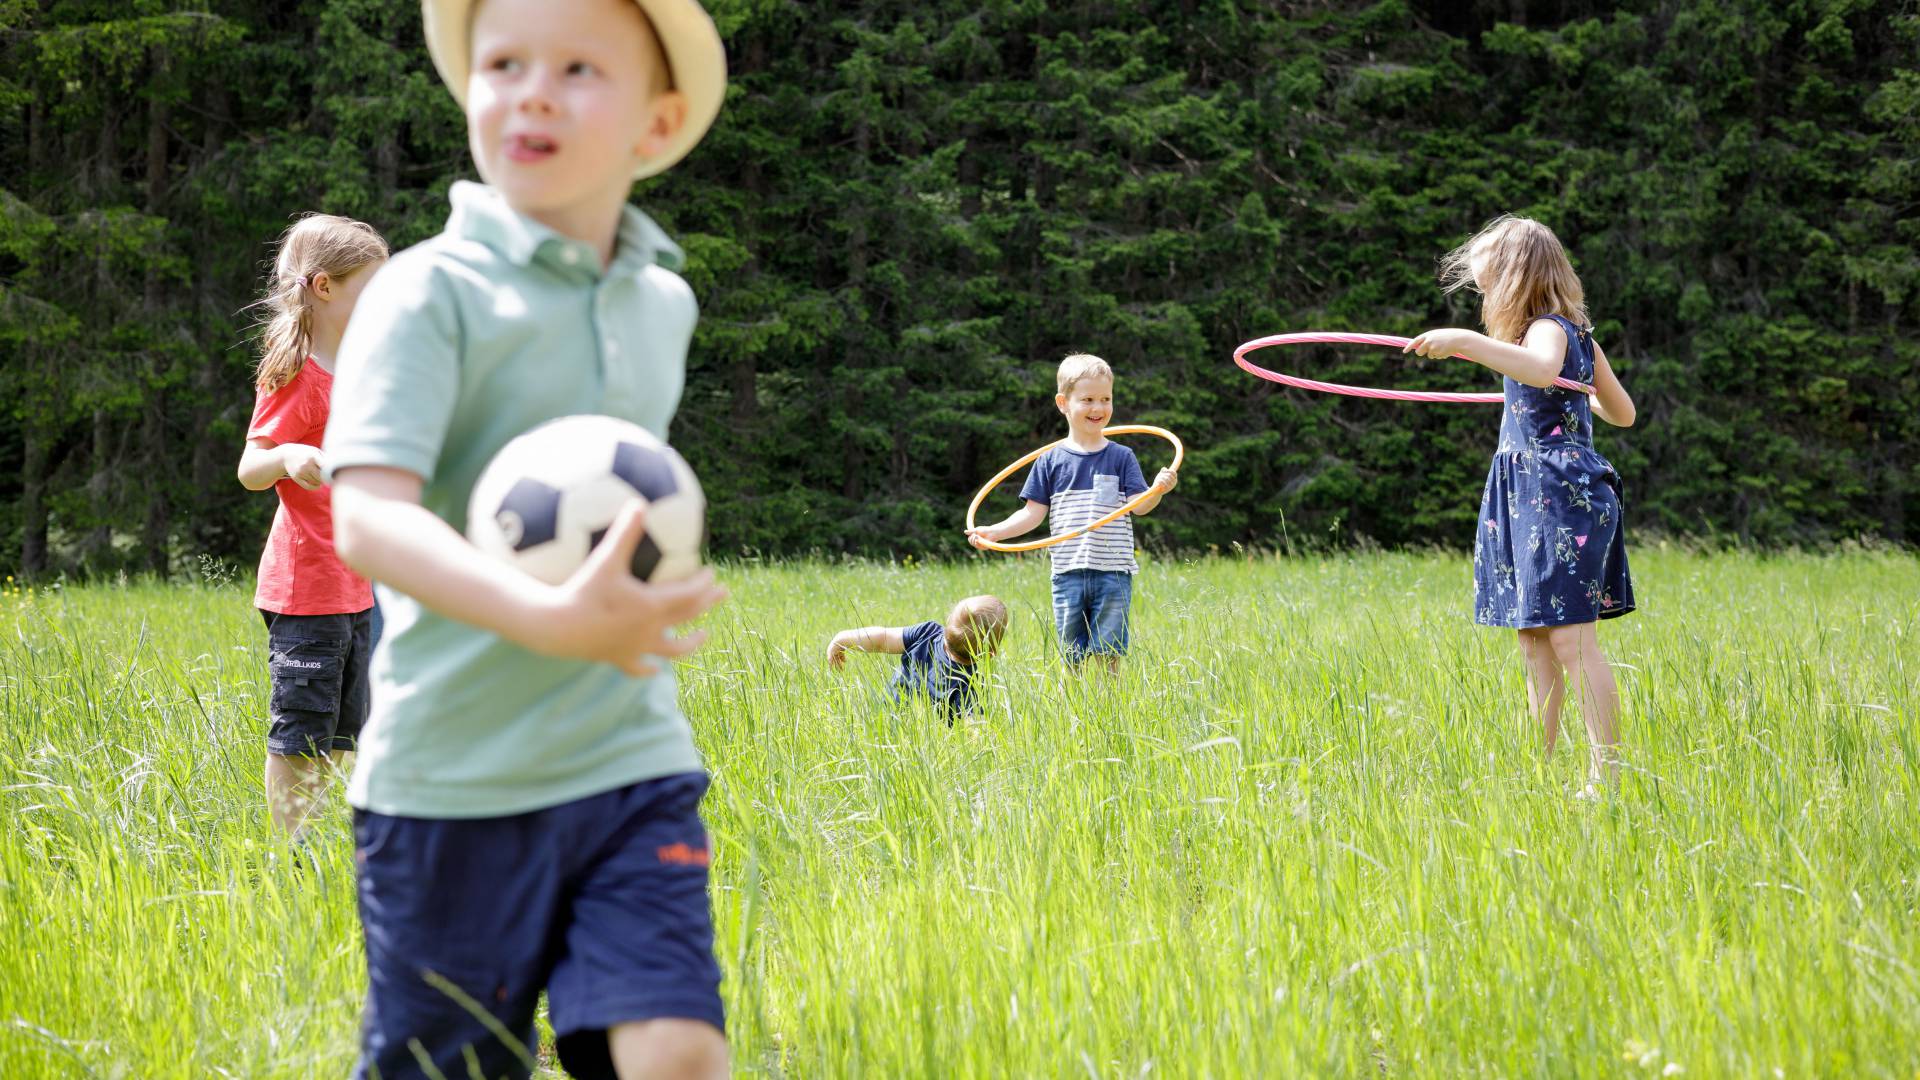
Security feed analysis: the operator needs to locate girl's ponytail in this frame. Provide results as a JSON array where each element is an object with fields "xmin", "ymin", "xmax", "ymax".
[
  {"xmin": 255, "ymin": 271, "xmax": 315, "ymax": 393},
  {"xmin": 250, "ymin": 214, "xmax": 389, "ymax": 393}
]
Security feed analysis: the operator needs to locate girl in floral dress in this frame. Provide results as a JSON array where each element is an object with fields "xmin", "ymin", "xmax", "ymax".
[{"xmin": 1405, "ymin": 215, "xmax": 1638, "ymax": 794}]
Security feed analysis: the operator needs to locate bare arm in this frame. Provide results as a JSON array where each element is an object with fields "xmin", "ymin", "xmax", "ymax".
[
  {"xmin": 1128, "ymin": 467, "xmax": 1179, "ymax": 516},
  {"xmin": 1587, "ymin": 339, "xmax": 1636, "ymax": 427},
  {"xmin": 827, "ymin": 625, "xmax": 907, "ymax": 669},
  {"xmin": 967, "ymin": 499, "xmax": 1049, "ymax": 548},
  {"xmin": 238, "ymin": 438, "xmax": 326, "ymax": 491},
  {"xmin": 331, "ymin": 465, "xmax": 725, "ymax": 676},
  {"xmin": 1405, "ymin": 319, "xmax": 1569, "ymax": 389}
]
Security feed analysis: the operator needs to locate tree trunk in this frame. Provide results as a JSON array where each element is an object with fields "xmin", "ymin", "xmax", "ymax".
[
  {"xmin": 730, "ymin": 352, "xmax": 757, "ymax": 425},
  {"xmin": 85, "ymin": 408, "xmax": 114, "ymax": 568},
  {"xmin": 140, "ymin": 397, "xmax": 170, "ymax": 575},
  {"xmin": 731, "ymin": 34, "xmax": 766, "ymax": 430},
  {"xmin": 849, "ymin": 111, "xmax": 870, "ymax": 286},
  {"xmin": 27, "ymin": 97, "xmax": 45, "ymax": 182},
  {"xmin": 93, "ymin": 85, "xmax": 119, "ymax": 200},
  {"xmin": 140, "ymin": 72, "xmax": 172, "ymax": 575},
  {"xmin": 188, "ymin": 83, "xmax": 233, "ymax": 556},
  {"xmin": 20, "ymin": 420, "xmax": 49, "ymax": 579}
]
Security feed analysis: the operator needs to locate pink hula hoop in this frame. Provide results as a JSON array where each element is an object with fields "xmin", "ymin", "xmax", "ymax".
[{"xmin": 1234, "ymin": 332, "xmax": 1595, "ymax": 403}]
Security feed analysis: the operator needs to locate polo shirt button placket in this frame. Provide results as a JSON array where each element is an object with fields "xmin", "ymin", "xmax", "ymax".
[{"xmin": 596, "ymin": 288, "xmax": 622, "ymax": 402}]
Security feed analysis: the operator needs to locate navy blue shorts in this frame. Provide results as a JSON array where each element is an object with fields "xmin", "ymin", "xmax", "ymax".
[
  {"xmin": 352, "ymin": 772, "xmax": 724, "ymax": 1080},
  {"xmin": 1052, "ymin": 568, "xmax": 1133, "ymax": 663},
  {"xmin": 259, "ymin": 608, "xmax": 374, "ymax": 756}
]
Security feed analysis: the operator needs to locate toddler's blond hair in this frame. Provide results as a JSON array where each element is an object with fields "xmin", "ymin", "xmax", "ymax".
[{"xmin": 945, "ymin": 594, "xmax": 1009, "ymax": 664}]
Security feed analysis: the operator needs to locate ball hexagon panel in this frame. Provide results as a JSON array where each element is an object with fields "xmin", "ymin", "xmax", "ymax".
[
  {"xmin": 611, "ymin": 440, "xmax": 679, "ymax": 502},
  {"xmin": 496, "ymin": 478, "xmax": 562, "ymax": 551}
]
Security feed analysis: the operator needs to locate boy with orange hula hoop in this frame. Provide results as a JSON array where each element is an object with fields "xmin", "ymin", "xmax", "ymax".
[{"xmin": 967, "ymin": 354, "xmax": 1178, "ymax": 674}]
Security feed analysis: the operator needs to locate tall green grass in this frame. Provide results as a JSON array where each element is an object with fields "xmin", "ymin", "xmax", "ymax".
[{"xmin": 3, "ymin": 549, "xmax": 1916, "ymax": 1077}]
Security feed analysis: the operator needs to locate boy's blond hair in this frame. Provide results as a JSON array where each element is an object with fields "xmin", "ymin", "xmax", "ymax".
[
  {"xmin": 1439, "ymin": 214, "xmax": 1589, "ymax": 345},
  {"xmin": 945, "ymin": 594, "xmax": 1009, "ymax": 664},
  {"xmin": 1056, "ymin": 353, "xmax": 1113, "ymax": 396},
  {"xmin": 465, "ymin": 0, "xmax": 670, "ymax": 95}
]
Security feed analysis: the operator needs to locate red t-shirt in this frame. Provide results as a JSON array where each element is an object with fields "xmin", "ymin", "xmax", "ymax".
[{"xmin": 248, "ymin": 360, "xmax": 373, "ymax": 615}]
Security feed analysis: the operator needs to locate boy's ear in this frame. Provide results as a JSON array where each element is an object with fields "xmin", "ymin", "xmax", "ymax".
[
  {"xmin": 635, "ymin": 91, "xmax": 690, "ymax": 161},
  {"xmin": 1055, "ymin": 392, "xmax": 1068, "ymax": 412}
]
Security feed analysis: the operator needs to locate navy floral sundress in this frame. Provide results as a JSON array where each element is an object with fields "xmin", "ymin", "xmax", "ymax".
[{"xmin": 1472, "ymin": 315, "xmax": 1634, "ymax": 628}]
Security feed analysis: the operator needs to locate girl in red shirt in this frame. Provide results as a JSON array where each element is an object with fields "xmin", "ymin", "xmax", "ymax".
[{"xmin": 237, "ymin": 213, "xmax": 388, "ymax": 840}]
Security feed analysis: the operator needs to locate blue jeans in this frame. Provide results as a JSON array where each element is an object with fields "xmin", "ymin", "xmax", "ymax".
[{"xmin": 1052, "ymin": 569, "xmax": 1132, "ymax": 664}]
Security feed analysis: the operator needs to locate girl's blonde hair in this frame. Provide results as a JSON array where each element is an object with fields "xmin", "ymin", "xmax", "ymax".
[
  {"xmin": 1056, "ymin": 353, "xmax": 1113, "ymax": 395},
  {"xmin": 1438, "ymin": 214, "xmax": 1587, "ymax": 345},
  {"xmin": 252, "ymin": 214, "xmax": 389, "ymax": 393}
]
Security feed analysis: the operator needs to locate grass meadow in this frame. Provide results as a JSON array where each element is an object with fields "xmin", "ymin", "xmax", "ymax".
[{"xmin": 2, "ymin": 548, "xmax": 1917, "ymax": 1078}]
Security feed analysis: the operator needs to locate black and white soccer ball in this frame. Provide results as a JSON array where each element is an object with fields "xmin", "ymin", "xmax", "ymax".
[{"xmin": 467, "ymin": 415, "xmax": 706, "ymax": 585}]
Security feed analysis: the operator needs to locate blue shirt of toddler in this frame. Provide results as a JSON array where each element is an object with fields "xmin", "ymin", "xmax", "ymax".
[{"xmin": 892, "ymin": 621, "xmax": 979, "ymax": 717}]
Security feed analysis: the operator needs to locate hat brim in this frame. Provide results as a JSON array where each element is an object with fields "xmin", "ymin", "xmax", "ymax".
[{"xmin": 423, "ymin": 0, "xmax": 726, "ymax": 180}]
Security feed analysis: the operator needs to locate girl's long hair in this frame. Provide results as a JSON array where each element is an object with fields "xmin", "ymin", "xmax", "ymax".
[
  {"xmin": 1438, "ymin": 214, "xmax": 1587, "ymax": 344},
  {"xmin": 251, "ymin": 214, "xmax": 389, "ymax": 393}
]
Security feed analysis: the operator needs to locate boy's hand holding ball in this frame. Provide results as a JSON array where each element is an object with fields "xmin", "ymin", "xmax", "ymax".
[{"xmin": 533, "ymin": 501, "xmax": 727, "ymax": 677}]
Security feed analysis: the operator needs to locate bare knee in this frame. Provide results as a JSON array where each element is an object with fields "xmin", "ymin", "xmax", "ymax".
[
  {"xmin": 1545, "ymin": 624, "xmax": 1592, "ymax": 667},
  {"xmin": 1516, "ymin": 627, "xmax": 1547, "ymax": 653},
  {"xmin": 608, "ymin": 1018, "xmax": 728, "ymax": 1080}
]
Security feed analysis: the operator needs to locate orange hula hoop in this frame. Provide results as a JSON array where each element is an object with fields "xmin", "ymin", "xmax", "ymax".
[{"xmin": 966, "ymin": 425, "xmax": 1185, "ymax": 553}]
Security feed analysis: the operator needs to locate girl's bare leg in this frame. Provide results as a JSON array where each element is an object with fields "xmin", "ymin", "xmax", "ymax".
[
  {"xmin": 264, "ymin": 748, "xmax": 351, "ymax": 837},
  {"xmin": 1547, "ymin": 622, "xmax": 1620, "ymax": 789},
  {"xmin": 1517, "ymin": 627, "xmax": 1566, "ymax": 757}
]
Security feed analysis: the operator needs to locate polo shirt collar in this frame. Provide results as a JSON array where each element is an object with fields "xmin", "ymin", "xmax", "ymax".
[{"xmin": 446, "ymin": 180, "xmax": 685, "ymax": 276}]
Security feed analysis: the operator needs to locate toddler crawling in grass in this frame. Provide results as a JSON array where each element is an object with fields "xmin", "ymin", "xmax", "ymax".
[{"xmin": 827, "ymin": 595, "xmax": 1008, "ymax": 720}]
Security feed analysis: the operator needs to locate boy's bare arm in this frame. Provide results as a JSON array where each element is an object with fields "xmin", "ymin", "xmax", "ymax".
[
  {"xmin": 332, "ymin": 465, "xmax": 725, "ymax": 676},
  {"xmin": 827, "ymin": 625, "xmax": 906, "ymax": 669},
  {"xmin": 1129, "ymin": 468, "xmax": 1179, "ymax": 516},
  {"xmin": 967, "ymin": 499, "xmax": 1048, "ymax": 547}
]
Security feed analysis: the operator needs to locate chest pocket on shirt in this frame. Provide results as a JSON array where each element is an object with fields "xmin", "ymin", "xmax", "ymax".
[{"xmin": 1094, "ymin": 473, "xmax": 1120, "ymax": 505}]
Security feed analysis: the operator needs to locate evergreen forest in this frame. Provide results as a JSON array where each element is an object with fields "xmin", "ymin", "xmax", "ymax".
[{"xmin": 2, "ymin": 0, "xmax": 1915, "ymax": 576}]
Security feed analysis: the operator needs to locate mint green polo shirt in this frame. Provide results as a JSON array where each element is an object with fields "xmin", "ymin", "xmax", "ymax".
[{"xmin": 326, "ymin": 180, "xmax": 704, "ymax": 818}]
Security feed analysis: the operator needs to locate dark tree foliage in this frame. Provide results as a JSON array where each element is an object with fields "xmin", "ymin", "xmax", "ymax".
[{"xmin": 2, "ymin": 0, "xmax": 1915, "ymax": 577}]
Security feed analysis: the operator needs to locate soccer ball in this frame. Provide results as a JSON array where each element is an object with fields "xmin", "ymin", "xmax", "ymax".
[{"xmin": 466, "ymin": 415, "xmax": 706, "ymax": 585}]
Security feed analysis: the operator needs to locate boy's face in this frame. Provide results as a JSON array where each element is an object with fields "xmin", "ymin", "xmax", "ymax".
[
  {"xmin": 467, "ymin": 0, "xmax": 686, "ymax": 222},
  {"xmin": 1056, "ymin": 374, "xmax": 1114, "ymax": 439}
]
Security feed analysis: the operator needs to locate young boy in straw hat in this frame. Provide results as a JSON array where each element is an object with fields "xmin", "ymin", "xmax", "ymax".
[{"xmin": 324, "ymin": 1, "xmax": 730, "ymax": 1076}]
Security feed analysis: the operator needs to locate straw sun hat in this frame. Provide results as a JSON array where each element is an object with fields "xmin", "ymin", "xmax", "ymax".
[{"xmin": 422, "ymin": 0, "xmax": 726, "ymax": 179}]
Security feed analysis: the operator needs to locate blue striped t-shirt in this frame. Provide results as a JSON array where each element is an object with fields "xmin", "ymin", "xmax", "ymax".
[{"xmin": 1020, "ymin": 442, "xmax": 1148, "ymax": 575}]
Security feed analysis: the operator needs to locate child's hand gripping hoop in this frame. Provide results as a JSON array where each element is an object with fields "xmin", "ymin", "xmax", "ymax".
[
  {"xmin": 1234, "ymin": 332, "xmax": 1596, "ymax": 401},
  {"xmin": 967, "ymin": 425, "xmax": 1185, "ymax": 553}
]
